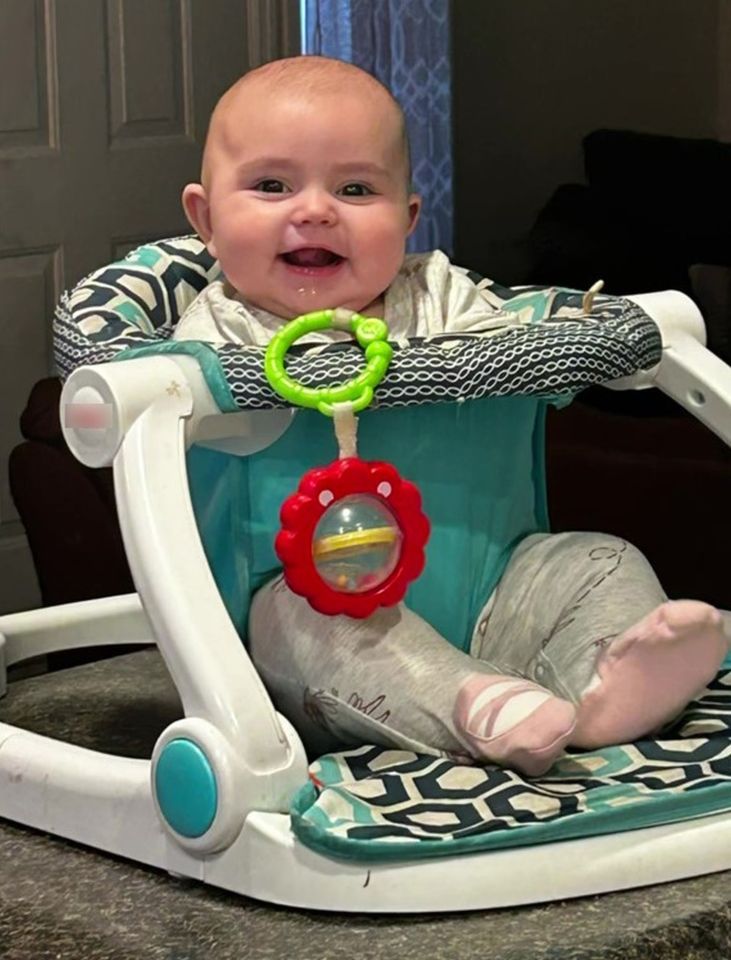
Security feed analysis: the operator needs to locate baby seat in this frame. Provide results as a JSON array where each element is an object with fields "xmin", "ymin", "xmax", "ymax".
[{"xmin": 1, "ymin": 236, "xmax": 730, "ymax": 913}]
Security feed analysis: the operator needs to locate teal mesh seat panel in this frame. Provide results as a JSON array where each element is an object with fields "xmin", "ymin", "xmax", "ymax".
[
  {"xmin": 188, "ymin": 395, "xmax": 549, "ymax": 652},
  {"xmin": 187, "ymin": 446, "xmax": 252, "ymax": 635}
]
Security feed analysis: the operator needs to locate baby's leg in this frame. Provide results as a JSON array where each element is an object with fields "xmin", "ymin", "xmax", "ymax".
[
  {"xmin": 248, "ymin": 575, "xmax": 576, "ymax": 775},
  {"xmin": 473, "ymin": 533, "xmax": 728, "ymax": 749}
]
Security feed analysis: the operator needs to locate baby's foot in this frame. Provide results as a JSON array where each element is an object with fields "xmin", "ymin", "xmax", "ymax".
[
  {"xmin": 453, "ymin": 674, "xmax": 576, "ymax": 777},
  {"xmin": 573, "ymin": 600, "xmax": 728, "ymax": 748}
]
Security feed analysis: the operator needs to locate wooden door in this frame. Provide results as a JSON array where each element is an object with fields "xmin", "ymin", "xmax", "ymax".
[{"xmin": 0, "ymin": 0, "xmax": 298, "ymax": 613}]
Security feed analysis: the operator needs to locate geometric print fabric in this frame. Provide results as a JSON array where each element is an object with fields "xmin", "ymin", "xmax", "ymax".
[{"xmin": 291, "ymin": 664, "xmax": 731, "ymax": 862}]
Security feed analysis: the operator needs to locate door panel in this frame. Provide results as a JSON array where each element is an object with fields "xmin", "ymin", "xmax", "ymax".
[
  {"xmin": 0, "ymin": 0, "xmax": 298, "ymax": 613},
  {"xmin": 107, "ymin": 0, "xmax": 194, "ymax": 145}
]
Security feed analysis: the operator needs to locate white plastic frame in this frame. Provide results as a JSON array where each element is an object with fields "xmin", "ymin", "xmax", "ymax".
[{"xmin": 1, "ymin": 291, "xmax": 730, "ymax": 912}]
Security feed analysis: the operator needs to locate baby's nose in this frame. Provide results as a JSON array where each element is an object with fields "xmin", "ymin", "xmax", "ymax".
[{"xmin": 292, "ymin": 188, "xmax": 337, "ymax": 226}]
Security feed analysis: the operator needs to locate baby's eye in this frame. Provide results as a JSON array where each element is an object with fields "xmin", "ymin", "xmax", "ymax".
[
  {"xmin": 253, "ymin": 178, "xmax": 289, "ymax": 193},
  {"xmin": 339, "ymin": 182, "xmax": 374, "ymax": 198}
]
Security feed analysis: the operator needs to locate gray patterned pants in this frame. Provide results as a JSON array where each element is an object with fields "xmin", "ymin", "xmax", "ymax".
[{"xmin": 248, "ymin": 532, "xmax": 666, "ymax": 758}]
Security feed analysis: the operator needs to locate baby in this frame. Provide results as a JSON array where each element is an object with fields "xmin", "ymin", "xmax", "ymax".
[{"xmin": 176, "ymin": 55, "xmax": 728, "ymax": 775}]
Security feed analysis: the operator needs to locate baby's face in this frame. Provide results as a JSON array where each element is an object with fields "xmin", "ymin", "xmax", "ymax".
[{"xmin": 190, "ymin": 87, "xmax": 420, "ymax": 318}]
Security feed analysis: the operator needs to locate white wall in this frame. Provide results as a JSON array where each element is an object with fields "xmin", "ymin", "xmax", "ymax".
[{"xmin": 452, "ymin": 0, "xmax": 724, "ymax": 279}]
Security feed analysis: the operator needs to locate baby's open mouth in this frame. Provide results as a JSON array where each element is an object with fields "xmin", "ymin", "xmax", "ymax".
[{"xmin": 280, "ymin": 247, "xmax": 344, "ymax": 268}]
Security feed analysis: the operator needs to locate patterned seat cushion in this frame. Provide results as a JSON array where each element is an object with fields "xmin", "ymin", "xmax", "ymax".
[{"xmin": 291, "ymin": 659, "xmax": 731, "ymax": 862}]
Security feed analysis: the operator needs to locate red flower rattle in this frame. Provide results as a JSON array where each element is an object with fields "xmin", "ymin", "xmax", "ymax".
[{"xmin": 264, "ymin": 308, "xmax": 430, "ymax": 618}]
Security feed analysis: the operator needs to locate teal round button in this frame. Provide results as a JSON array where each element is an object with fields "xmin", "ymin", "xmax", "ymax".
[{"xmin": 154, "ymin": 738, "xmax": 218, "ymax": 838}]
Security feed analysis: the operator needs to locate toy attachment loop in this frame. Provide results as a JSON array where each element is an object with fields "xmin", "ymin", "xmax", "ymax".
[{"xmin": 264, "ymin": 309, "xmax": 392, "ymax": 416}]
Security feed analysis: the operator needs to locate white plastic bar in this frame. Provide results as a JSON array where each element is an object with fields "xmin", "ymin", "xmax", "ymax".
[
  {"xmin": 0, "ymin": 725, "xmax": 171, "ymax": 868},
  {"xmin": 62, "ymin": 355, "xmax": 295, "ymax": 467},
  {"xmin": 112, "ymin": 387, "xmax": 306, "ymax": 785},
  {"xmin": 0, "ymin": 594, "xmax": 150, "ymax": 667},
  {"xmin": 608, "ymin": 291, "xmax": 731, "ymax": 447},
  {"xmin": 170, "ymin": 355, "xmax": 296, "ymax": 456},
  {"xmin": 653, "ymin": 332, "xmax": 731, "ymax": 446},
  {"xmin": 218, "ymin": 808, "xmax": 731, "ymax": 912},
  {"xmin": 629, "ymin": 290, "xmax": 707, "ymax": 347},
  {"xmin": 4, "ymin": 720, "xmax": 730, "ymax": 913},
  {"xmin": 61, "ymin": 356, "xmax": 195, "ymax": 469}
]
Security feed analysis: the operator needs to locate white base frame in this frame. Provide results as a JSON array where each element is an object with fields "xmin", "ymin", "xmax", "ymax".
[
  {"xmin": 2, "ymin": 291, "xmax": 731, "ymax": 913},
  {"xmin": 2, "ymin": 619, "xmax": 730, "ymax": 914}
]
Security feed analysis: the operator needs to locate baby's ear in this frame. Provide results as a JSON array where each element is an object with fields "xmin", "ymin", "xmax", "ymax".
[
  {"xmin": 182, "ymin": 183, "xmax": 216, "ymax": 255},
  {"xmin": 406, "ymin": 193, "xmax": 422, "ymax": 237}
]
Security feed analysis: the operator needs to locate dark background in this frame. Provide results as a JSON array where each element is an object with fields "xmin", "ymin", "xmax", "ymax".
[{"xmin": 451, "ymin": 0, "xmax": 728, "ymax": 282}]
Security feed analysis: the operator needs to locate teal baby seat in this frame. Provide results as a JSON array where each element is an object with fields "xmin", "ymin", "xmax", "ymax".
[
  {"xmin": 56, "ymin": 235, "xmax": 660, "ymax": 653},
  {"xmin": 1, "ymin": 233, "xmax": 721, "ymax": 911}
]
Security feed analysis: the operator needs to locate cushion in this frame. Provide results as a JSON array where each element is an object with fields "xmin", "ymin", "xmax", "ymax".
[{"xmin": 292, "ymin": 657, "xmax": 731, "ymax": 862}]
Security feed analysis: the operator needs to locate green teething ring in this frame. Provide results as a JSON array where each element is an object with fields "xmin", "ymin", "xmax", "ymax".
[{"xmin": 264, "ymin": 309, "xmax": 392, "ymax": 416}]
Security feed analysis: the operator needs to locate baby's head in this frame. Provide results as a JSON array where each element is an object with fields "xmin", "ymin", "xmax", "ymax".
[{"xmin": 182, "ymin": 56, "xmax": 421, "ymax": 319}]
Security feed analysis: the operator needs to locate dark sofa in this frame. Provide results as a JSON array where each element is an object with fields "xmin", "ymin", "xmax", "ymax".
[
  {"xmin": 529, "ymin": 128, "xmax": 731, "ymax": 364},
  {"xmin": 535, "ymin": 130, "xmax": 731, "ymax": 608},
  {"xmin": 10, "ymin": 377, "xmax": 133, "ymax": 607}
]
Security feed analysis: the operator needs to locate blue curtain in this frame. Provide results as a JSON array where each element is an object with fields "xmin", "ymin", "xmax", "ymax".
[{"xmin": 302, "ymin": 0, "xmax": 453, "ymax": 255}]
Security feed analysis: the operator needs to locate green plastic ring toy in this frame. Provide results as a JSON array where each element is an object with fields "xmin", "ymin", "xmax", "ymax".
[{"xmin": 264, "ymin": 309, "xmax": 393, "ymax": 416}]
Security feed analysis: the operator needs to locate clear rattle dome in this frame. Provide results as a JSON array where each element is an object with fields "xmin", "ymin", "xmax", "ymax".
[{"xmin": 313, "ymin": 494, "xmax": 403, "ymax": 594}]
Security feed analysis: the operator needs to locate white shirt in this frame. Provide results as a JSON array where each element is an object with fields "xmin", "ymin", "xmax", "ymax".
[{"xmin": 173, "ymin": 250, "xmax": 526, "ymax": 346}]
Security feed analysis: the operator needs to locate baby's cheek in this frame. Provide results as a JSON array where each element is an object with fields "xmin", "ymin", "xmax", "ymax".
[
  {"xmin": 367, "ymin": 216, "xmax": 410, "ymax": 252},
  {"xmin": 364, "ymin": 233, "xmax": 407, "ymax": 278},
  {"xmin": 219, "ymin": 199, "xmax": 262, "ymax": 233}
]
